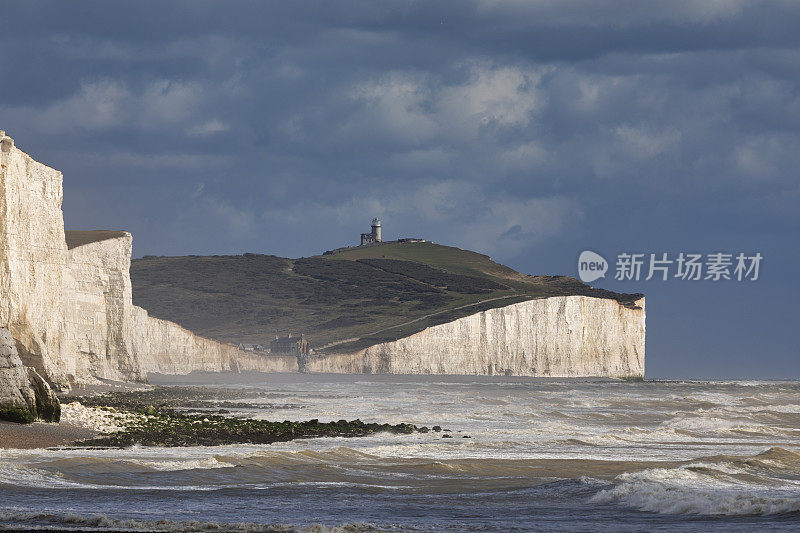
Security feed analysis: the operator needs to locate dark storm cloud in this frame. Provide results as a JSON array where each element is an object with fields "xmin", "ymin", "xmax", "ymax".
[
  {"xmin": 1, "ymin": 1, "xmax": 799, "ymax": 376},
  {"xmin": 2, "ymin": 0, "xmax": 798, "ymax": 256}
]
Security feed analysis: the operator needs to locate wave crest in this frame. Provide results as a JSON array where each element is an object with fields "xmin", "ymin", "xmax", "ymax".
[{"xmin": 589, "ymin": 447, "xmax": 800, "ymax": 516}]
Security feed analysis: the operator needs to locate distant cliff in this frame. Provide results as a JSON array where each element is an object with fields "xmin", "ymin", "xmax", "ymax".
[
  {"xmin": 0, "ymin": 130, "xmax": 294, "ymax": 418},
  {"xmin": 308, "ymin": 296, "xmax": 645, "ymax": 377},
  {"xmin": 129, "ymin": 243, "xmax": 643, "ymax": 353},
  {"xmin": 128, "ymin": 230, "xmax": 645, "ymax": 379},
  {"xmin": 63, "ymin": 231, "xmax": 297, "ymax": 381}
]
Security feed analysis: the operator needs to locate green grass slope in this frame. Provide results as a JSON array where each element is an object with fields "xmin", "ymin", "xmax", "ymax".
[{"xmin": 130, "ymin": 242, "xmax": 641, "ymax": 353}]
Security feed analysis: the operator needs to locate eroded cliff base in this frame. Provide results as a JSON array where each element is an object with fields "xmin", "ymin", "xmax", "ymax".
[{"xmin": 0, "ymin": 328, "xmax": 60, "ymax": 423}]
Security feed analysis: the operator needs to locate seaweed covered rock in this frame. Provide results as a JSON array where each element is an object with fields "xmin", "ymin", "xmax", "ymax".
[
  {"xmin": 27, "ymin": 366, "xmax": 61, "ymax": 422},
  {"xmin": 0, "ymin": 328, "xmax": 37, "ymax": 423},
  {"xmin": 0, "ymin": 327, "xmax": 60, "ymax": 423},
  {"xmin": 77, "ymin": 413, "xmax": 423, "ymax": 447}
]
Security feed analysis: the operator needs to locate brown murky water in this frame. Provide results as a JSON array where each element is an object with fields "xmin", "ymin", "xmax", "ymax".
[{"xmin": 1, "ymin": 375, "xmax": 798, "ymax": 531}]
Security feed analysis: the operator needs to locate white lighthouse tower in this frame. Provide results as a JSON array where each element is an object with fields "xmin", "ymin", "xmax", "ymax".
[
  {"xmin": 361, "ymin": 218, "xmax": 383, "ymax": 245},
  {"xmin": 371, "ymin": 218, "xmax": 382, "ymax": 242}
]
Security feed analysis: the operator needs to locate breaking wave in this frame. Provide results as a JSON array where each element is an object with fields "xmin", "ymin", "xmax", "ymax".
[
  {"xmin": 0, "ymin": 510, "xmax": 383, "ymax": 532},
  {"xmin": 590, "ymin": 447, "xmax": 800, "ymax": 516},
  {"xmin": 3, "ymin": 378, "xmax": 800, "ymax": 530}
]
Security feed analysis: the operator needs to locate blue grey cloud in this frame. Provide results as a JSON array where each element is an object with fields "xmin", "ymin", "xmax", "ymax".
[{"xmin": 1, "ymin": 1, "xmax": 798, "ymax": 377}]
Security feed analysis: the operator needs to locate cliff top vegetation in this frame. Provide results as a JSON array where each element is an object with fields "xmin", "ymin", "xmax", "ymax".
[{"xmin": 130, "ymin": 242, "xmax": 641, "ymax": 352}]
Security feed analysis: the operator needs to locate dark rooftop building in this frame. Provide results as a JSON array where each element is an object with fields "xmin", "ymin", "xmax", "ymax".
[{"xmin": 270, "ymin": 334, "xmax": 310, "ymax": 356}]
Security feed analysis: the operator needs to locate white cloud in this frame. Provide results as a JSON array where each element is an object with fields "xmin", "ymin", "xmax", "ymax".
[
  {"xmin": 24, "ymin": 80, "xmax": 130, "ymax": 131},
  {"xmin": 188, "ymin": 119, "xmax": 229, "ymax": 136},
  {"xmin": 464, "ymin": 195, "xmax": 582, "ymax": 256},
  {"xmin": 141, "ymin": 80, "xmax": 204, "ymax": 124},
  {"xmin": 346, "ymin": 72, "xmax": 438, "ymax": 146},
  {"xmin": 65, "ymin": 151, "xmax": 231, "ymax": 171},
  {"xmin": 251, "ymin": 178, "xmax": 581, "ymax": 259},
  {"xmin": 733, "ymin": 133, "xmax": 798, "ymax": 183},
  {"xmin": 343, "ymin": 62, "xmax": 546, "ymax": 148},
  {"xmin": 615, "ymin": 124, "xmax": 682, "ymax": 159},
  {"xmin": 439, "ymin": 63, "xmax": 546, "ymax": 128},
  {"xmin": 475, "ymin": 0, "xmax": 748, "ymax": 25},
  {"xmin": 0, "ymin": 79, "xmax": 209, "ymax": 133},
  {"xmin": 197, "ymin": 196, "xmax": 258, "ymax": 240},
  {"xmin": 331, "ymin": 180, "xmax": 582, "ymax": 257},
  {"xmin": 676, "ymin": 0, "xmax": 748, "ymax": 22},
  {"xmin": 495, "ymin": 142, "xmax": 548, "ymax": 172}
]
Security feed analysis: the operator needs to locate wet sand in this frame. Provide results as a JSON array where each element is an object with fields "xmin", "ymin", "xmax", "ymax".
[
  {"xmin": 0, "ymin": 421, "xmax": 96, "ymax": 449},
  {"xmin": 1, "ymin": 381, "xmax": 149, "ymax": 450},
  {"xmin": 1, "ymin": 380, "xmax": 148, "ymax": 450}
]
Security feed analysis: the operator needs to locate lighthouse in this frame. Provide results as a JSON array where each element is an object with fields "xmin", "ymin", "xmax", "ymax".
[
  {"xmin": 360, "ymin": 218, "xmax": 383, "ymax": 245},
  {"xmin": 371, "ymin": 218, "xmax": 382, "ymax": 242}
]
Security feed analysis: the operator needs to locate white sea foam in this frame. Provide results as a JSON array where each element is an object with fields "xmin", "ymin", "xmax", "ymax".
[
  {"xmin": 590, "ymin": 463, "xmax": 800, "ymax": 516},
  {"xmin": 122, "ymin": 455, "xmax": 230, "ymax": 471},
  {"xmin": 4, "ymin": 378, "xmax": 800, "ymax": 528},
  {"xmin": 660, "ymin": 412, "xmax": 797, "ymax": 439},
  {"xmin": 0, "ymin": 462, "xmax": 88, "ymax": 489},
  {"xmin": 0, "ymin": 461, "xmax": 209, "ymax": 491}
]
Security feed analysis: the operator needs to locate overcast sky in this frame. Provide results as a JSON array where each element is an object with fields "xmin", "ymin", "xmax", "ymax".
[{"xmin": 1, "ymin": 1, "xmax": 798, "ymax": 378}]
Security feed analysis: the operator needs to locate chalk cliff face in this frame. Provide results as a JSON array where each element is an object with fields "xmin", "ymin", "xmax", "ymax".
[
  {"xmin": 129, "ymin": 306, "xmax": 298, "ymax": 375},
  {"xmin": 308, "ymin": 296, "xmax": 645, "ymax": 377},
  {"xmin": 0, "ymin": 132, "xmax": 70, "ymax": 388},
  {"xmin": 0, "ymin": 131, "xmax": 295, "ymax": 401},
  {"xmin": 64, "ymin": 232, "xmax": 297, "ymax": 380},
  {"xmin": 65, "ymin": 233, "xmax": 144, "ymax": 381}
]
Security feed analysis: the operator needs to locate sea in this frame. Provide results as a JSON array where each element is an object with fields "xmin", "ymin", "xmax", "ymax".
[{"xmin": 1, "ymin": 375, "xmax": 799, "ymax": 532}]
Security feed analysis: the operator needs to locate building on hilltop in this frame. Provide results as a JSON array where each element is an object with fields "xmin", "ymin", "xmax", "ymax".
[
  {"xmin": 270, "ymin": 333, "xmax": 310, "ymax": 356},
  {"xmin": 322, "ymin": 219, "xmax": 427, "ymax": 255},
  {"xmin": 360, "ymin": 218, "xmax": 382, "ymax": 245},
  {"xmin": 237, "ymin": 343, "xmax": 266, "ymax": 353}
]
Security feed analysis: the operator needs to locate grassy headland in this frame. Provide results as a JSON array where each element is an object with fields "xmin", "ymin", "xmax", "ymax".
[{"xmin": 130, "ymin": 241, "xmax": 641, "ymax": 352}]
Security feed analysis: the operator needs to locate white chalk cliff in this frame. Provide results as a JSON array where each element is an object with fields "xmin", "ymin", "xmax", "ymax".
[
  {"xmin": 0, "ymin": 130, "xmax": 645, "ymax": 421},
  {"xmin": 309, "ymin": 296, "xmax": 645, "ymax": 377},
  {"xmin": 0, "ymin": 131, "xmax": 295, "ymax": 407}
]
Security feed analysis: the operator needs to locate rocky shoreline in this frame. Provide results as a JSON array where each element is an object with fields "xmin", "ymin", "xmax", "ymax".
[
  {"xmin": 75, "ymin": 412, "xmax": 423, "ymax": 447},
  {"xmin": 61, "ymin": 386, "xmax": 432, "ymax": 448}
]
